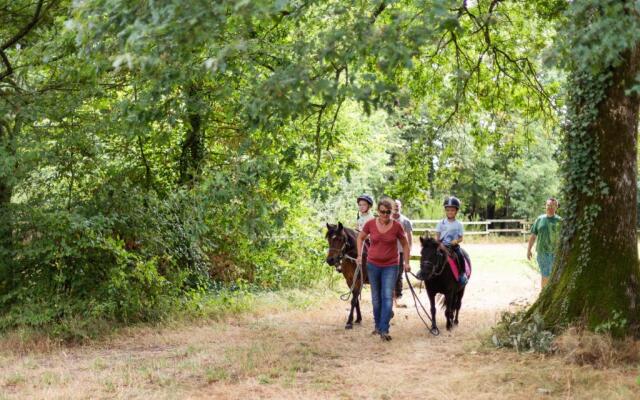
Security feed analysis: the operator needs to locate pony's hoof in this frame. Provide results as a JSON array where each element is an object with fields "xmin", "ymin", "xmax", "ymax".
[
  {"xmin": 354, "ymin": 320, "xmax": 362, "ymax": 325},
  {"xmin": 345, "ymin": 324, "xmax": 353, "ymax": 330}
]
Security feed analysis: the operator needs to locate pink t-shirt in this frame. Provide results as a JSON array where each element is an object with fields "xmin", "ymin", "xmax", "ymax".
[{"xmin": 362, "ymin": 219, "xmax": 406, "ymax": 267}]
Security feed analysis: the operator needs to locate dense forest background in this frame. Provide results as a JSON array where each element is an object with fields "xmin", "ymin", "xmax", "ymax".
[{"xmin": 2, "ymin": 0, "xmax": 638, "ymax": 338}]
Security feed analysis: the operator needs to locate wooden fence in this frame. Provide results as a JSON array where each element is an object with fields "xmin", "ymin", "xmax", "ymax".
[{"xmin": 411, "ymin": 219, "xmax": 530, "ymax": 236}]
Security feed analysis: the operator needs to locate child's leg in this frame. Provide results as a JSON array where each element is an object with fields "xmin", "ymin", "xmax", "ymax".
[
  {"xmin": 453, "ymin": 246, "xmax": 467, "ymax": 284},
  {"xmin": 454, "ymin": 247, "xmax": 464, "ymax": 272}
]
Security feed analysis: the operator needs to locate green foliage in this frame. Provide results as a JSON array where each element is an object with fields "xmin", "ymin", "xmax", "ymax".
[
  {"xmin": 383, "ymin": 108, "xmax": 561, "ymax": 219},
  {"xmin": 6, "ymin": 0, "xmax": 629, "ymax": 339},
  {"xmin": 594, "ymin": 310, "xmax": 629, "ymax": 337},
  {"xmin": 492, "ymin": 310, "xmax": 556, "ymax": 353},
  {"xmin": 0, "ymin": 182, "xmax": 331, "ymax": 337}
]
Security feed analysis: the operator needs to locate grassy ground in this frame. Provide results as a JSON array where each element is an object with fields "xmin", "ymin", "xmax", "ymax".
[{"xmin": 0, "ymin": 244, "xmax": 638, "ymax": 399}]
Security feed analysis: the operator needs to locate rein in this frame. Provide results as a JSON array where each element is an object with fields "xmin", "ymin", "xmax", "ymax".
[
  {"xmin": 338, "ymin": 238, "xmax": 367, "ymax": 302},
  {"xmin": 339, "ymin": 259, "xmax": 364, "ymax": 301},
  {"xmin": 327, "ymin": 229, "xmax": 365, "ymax": 302},
  {"xmin": 405, "ymin": 270, "xmax": 439, "ymax": 336},
  {"xmin": 404, "ymin": 248, "xmax": 448, "ymax": 336}
]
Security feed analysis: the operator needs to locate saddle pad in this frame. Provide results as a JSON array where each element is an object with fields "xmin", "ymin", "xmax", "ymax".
[{"xmin": 447, "ymin": 256, "xmax": 472, "ymax": 281}]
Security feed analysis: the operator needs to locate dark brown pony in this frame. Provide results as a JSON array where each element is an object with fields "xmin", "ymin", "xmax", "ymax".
[
  {"xmin": 325, "ymin": 222, "xmax": 369, "ymax": 329},
  {"xmin": 419, "ymin": 236, "xmax": 467, "ymax": 331}
]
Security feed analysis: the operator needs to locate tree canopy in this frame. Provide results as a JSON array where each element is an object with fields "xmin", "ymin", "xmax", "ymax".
[{"xmin": 1, "ymin": 0, "xmax": 638, "ymax": 338}]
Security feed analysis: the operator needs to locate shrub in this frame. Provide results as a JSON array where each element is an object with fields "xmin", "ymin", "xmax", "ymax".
[{"xmin": 492, "ymin": 310, "xmax": 556, "ymax": 353}]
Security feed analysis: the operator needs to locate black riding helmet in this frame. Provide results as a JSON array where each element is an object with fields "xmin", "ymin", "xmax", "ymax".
[
  {"xmin": 357, "ymin": 194, "xmax": 374, "ymax": 206},
  {"xmin": 443, "ymin": 196, "xmax": 461, "ymax": 209}
]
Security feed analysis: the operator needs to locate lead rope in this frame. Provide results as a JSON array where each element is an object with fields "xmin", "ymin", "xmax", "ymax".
[
  {"xmin": 339, "ymin": 240, "xmax": 367, "ymax": 301},
  {"xmin": 404, "ymin": 252, "xmax": 449, "ymax": 337},
  {"xmin": 404, "ymin": 270, "xmax": 439, "ymax": 336}
]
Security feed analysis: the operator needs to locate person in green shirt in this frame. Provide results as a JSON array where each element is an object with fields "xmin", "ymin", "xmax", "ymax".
[{"xmin": 527, "ymin": 197, "xmax": 562, "ymax": 289}]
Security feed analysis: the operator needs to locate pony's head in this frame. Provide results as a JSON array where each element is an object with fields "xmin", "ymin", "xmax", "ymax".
[
  {"xmin": 325, "ymin": 222, "xmax": 348, "ymax": 267},
  {"xmin": 419, "ymin": 234, "xmax": 445, "ymax": 278}
]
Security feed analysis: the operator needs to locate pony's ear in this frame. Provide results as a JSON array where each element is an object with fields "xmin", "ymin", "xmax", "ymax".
[
  {"xmin": 337, "ymin": 222, "xmax": 344, "ymax": 231},
  {"xmin": 420, "ymin": 236, "xmax": 427, "ymax": 246},
  {"xmin": 326, "ymin": 223, "xmax": 331, "ymax": 230}
]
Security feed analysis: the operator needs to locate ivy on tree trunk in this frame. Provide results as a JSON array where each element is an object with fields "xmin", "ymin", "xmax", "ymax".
[{"xmin": 529, "ymin": 1, "xmax": 640, "ymax": 336}]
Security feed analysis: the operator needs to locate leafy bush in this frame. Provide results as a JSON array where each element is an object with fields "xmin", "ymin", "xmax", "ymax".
[
  {"xmin": 492, "ymin": 310, "xmax": 556, "ymax": 353},
  {"xmin": 0, "ymin": 178, "xmax": 330, "ymax": 339}
]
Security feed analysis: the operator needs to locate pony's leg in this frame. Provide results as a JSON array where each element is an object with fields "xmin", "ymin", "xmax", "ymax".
[
  {"xmin": 343, "ymin": 267, "xmax": 356, "ymax": 329},
  {"xmin": 346, "ymin": 299, "xmax": 355, "ymax": 329},
  {"xmin": 454, "ymin": 288, "xmax": 465, "ymax": 325},
  {"xmin": 445, "ymin": 292, "xmax": 456, "ymax": 331},
  {"xmin": 445, "ymin": 290, "xmax": 458, "ymax": 331},
  {"xmin": 453, "ymin": 298, "xmax": 460, "ymax": 325},
  {"xmin": 353, "ymin": 286, "xmax": 362, "ymax": 324},
  {"xmin": 428, "ymin": 290, "xmax": 437, "ymax": 331}
]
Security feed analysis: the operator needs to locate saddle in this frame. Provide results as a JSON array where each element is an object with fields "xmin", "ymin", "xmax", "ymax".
[{"xmin": 447, "ymin": 246, "xmax": 471, "ymax": 283}]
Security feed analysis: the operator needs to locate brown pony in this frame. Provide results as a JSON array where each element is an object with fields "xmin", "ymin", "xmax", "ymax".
[{"xmin": 325, "ymin": 222, "xmax": 369, "ymax": 329}]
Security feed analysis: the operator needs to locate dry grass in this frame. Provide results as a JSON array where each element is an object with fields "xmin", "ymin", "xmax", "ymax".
[
  {"xmin": 556, "ymin": 327, "xmax": 640, "ymax": 368},
  {"xmin": 0, "ymin": 328, "xmax": 61, "ymax": 355},
  {"xmin": 1, "ymin": 244, "xmax": 639, "ymax": 399}
]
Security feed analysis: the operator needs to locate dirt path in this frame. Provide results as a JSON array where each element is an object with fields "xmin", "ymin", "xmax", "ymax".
[{"xmin": 1, "ymin": 244, "xmax": 638, "ymax": 399}]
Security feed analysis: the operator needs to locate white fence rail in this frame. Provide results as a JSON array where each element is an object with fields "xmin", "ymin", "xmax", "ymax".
[{"xmin": 411, "ymin": 219, "xmax": 530, "ymax": 236}]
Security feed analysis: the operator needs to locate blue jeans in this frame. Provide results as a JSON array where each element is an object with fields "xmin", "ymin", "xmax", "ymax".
[{"xmin": 367, "ymin": 263, "xmax": 398, "ymax": 334}]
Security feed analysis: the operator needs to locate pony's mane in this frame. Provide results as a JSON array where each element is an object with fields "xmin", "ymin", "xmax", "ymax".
[
  {"xmin": 421, "ymin": 236, "xmax": 439, "ymax": 246},
  {"xmin": 325, "ymin": 224, "xmax": 337, "ymax": 239},
  {"xmin": 325, "ymin": 223, "xmax": 357, "ymax": 248}
]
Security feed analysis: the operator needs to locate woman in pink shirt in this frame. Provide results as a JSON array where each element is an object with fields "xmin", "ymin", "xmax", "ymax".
[{"xmin": 356, "ymin": 197, "xmax": 411, "ymax": 341}]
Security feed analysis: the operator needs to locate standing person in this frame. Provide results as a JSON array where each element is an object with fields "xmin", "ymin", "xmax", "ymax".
[
  {"xmin": 392, "ymin": 199, "xmax": 413, "ymax": 308},
  {"xmin": 356, "ymin": 197, "xmax": 411, "ymax": 341},
  {"xmin": 356, "ymin": 194, "xmax": 374, "ymax": 231},
  {"xmin": 527, "ymin": 197, "xmax": 562, "ymax": 289}
]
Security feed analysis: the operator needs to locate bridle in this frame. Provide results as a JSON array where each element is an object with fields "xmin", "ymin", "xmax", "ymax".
[
  {"xmin": 327, "ymin": 231, "xmax": 357, "ymax": 272},
  {"xmin": 327, "ymin": 228, "xmax": 365, "ymax": 302},
  {"xmin": 420, "ymin": 246, "xmax": 447, "ymax": 280}
]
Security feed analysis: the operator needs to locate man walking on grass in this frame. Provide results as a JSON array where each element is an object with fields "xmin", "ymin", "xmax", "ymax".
[{"xmin": 527, "ymin": 197, "xmax": 562, "ymax": 289}]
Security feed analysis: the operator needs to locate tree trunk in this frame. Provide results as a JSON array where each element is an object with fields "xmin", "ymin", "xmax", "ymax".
[
  {"xmin": 179, "ymin": 84, "xmax": 204, "ymax": 186},
  {"xmin": 0, "ymin": 117, "xmax": 17, "ymax": 294},
  {"xmin": 529, "ymin": 44, "xmax": 640, "ymax": 336},
  {"xmin": 486, "ymin": 198, "xmax": 495, "ymax": 220}
]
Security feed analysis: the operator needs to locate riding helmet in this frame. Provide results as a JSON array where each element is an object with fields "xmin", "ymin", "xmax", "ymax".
[
  {"xmin": 357, "ymin": 194, "xmax": 374, "ymax": 206},
  {"xmin": 443, "ymin": 196, "xmax": 461, "ymax": 209}
]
